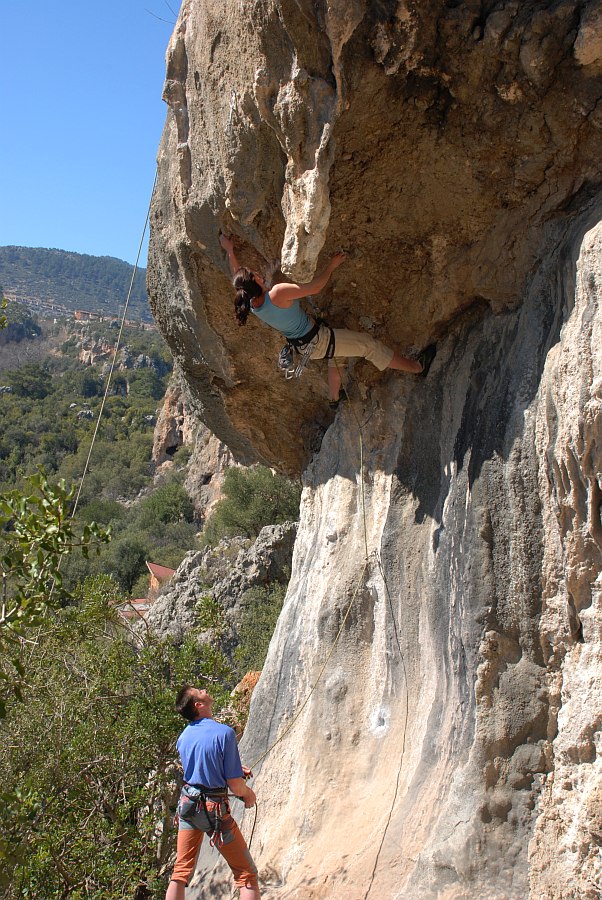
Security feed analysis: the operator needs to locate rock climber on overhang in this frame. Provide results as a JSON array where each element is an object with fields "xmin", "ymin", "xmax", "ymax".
[{"xmin": 219, "ymin": 234, "xmax": 436, "ymax": 407}]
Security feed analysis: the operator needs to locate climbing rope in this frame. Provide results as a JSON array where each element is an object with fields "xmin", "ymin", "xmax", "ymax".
[
  {"xmin": 44, "ymin": 169, "xmax": 158, "ymax": 609},
  {"xmin": 71, "ymin": 169, "xmax": 158, "ymax": 519},
  {"xmin": 247, "ymin": 365, "xmax": 370, "ymax": 776},
  {"xmin": 339, "ymin": 363, "xmax": 412, "ymax": 897},
  {"xmin": 362, "ymin": 548, "xmax": 410, "ymax": 899},
  {"xmin": 245, "ymin": 360, "xmax": 410, "ymax": 891},
  {"xmin": 248, "ymin": 555, "xmax": 370, "ymax": 772}
]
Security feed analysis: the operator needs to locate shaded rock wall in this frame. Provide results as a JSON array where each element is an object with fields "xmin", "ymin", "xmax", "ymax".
[
  {"xmin": 148, "ymin": 0, "xmax": 602, "ymax": 473},
  {"xmin": 190, "ymin": 221, "xmax": 601, "ymax": 900},
  {"xmin": 146, "ymin": 2, "xmax": 602, "ymax": 897}
]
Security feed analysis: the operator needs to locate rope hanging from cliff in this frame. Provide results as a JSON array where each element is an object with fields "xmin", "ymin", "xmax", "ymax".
[
  {"xmin": 43, "ymin": 169, "xmax": 158, "ymax": 612},
  {"xmin": 246, "ymin": 364, "xmax": 370, "ymax": 775},
  {"xmin": 244, "ymin": 362, "xmax": 411, "ymax": 891},
  {"xmin": 341, "ymin": 363, "xmax": 411, "ymax": 900},
  {"xmin": 70, "ymin": 168, "xmax": 158, "ymax": 520},
  {"xmin": 362, "ymin": 549, "xmax": 410, "ymax": 900}
]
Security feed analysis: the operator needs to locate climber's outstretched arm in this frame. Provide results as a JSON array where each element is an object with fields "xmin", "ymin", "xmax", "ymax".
[
  {"xmin": 219, "ymin": 233, "xmax": 240, "ymax": 276},
  {"xmin": 269, "ymin": 252, "xmax": 347, "ymax": 307}
]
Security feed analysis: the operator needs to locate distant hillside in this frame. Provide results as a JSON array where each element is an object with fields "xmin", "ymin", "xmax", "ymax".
[{"xmin": 0, "ymin": 246, "xmax": 152, "ymax": 322}]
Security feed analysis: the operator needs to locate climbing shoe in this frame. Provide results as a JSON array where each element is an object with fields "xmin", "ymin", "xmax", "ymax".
[
  {"xmin": 329, "ymin": 388, "xmax": 348, "ymax": 409},
  {"xmin": 417, "ymin": 343, "xmax": 436, "ymax": 378}
]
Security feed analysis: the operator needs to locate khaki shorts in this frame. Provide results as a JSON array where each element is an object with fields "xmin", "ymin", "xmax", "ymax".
[{"xmin": 309, "ymin": 325, "xmax": 394, "ymax": 371}]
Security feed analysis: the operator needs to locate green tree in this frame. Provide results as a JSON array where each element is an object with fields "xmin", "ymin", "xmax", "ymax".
[
  {"xmin": 203, "ymin": 466, "xmax": 301, "ymax": 545},
  {"xmin": 234, "ymin": 582, "xmax": 286, "ymax": 678},
  {"xmin": 0, "ymin": 471, "xmax": 110, "ymax": 716},
  {"xmin": 0, "ymin": 577, "xmax": 233, "ymax": 899},
  {"xmin": 107, "ymin": 535, "xmax": 148, "ymax": 593},
  {"xmin": 5, "ymin": 363, "xmax": 52, "ymax": 398},
  {"xmin": 127, "ymin": 368, "xmax": 165, "ymax": 400},
  {"xmin": 135, "ymin": 481, "xmax": 194, "ymax": 528}
]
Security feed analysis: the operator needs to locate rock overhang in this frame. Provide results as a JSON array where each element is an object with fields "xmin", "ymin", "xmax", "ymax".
[{"xmin": 147, "ymin": 0, "xmax": 602, "ymax": 474}]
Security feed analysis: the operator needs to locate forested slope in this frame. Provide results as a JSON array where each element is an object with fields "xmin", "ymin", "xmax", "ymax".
[{"xmin": 0, "ymin": 246, "xmax": 151, "ymax": 321}]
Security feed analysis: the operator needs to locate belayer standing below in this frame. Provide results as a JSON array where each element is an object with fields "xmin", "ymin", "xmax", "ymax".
[
  {"xmin": 219, "ymin": 233, "xmax": 436, "ymax": 406},
  {"xmin": 165, "ymin": 686, "xmax": 260, "ymax": 900}
]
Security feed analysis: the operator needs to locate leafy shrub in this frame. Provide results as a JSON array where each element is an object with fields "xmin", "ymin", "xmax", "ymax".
[
  {"xmin": 106, "ymin": 535, "xmax": 148, "ymax": 593},
  {"xmin": 0, "ymin": 472, "xmax": 110, "ymax": 715},
  {"xmin": 234, "ymin": 583, "xmax": 286, "ymax": 678},
  {"xmin": 135, "ymin": 481, "xmax": 194, "ymax": 528},
  {"xmin": 0, "ymin": 578, "xmax": 233, "ymax": 898},
  {"xmin": 126, "ymin": 368, "xmax": 165, "ymax": 400},
  {"xmin": 77, "ymin": 497, "xmax": 125, "ymax": 526},
  {"xmin": 203, "ymin": 466, "xmax": 301, "ymax": 545},
  {"xmin": 4, "ymin": 363, "xmax": 52, "ymax": 398}
]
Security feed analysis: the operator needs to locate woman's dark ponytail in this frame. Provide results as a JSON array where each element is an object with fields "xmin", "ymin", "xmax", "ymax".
[{"xmin": 233, "ymin": 267, "xmax": 262, "ymax": 327}]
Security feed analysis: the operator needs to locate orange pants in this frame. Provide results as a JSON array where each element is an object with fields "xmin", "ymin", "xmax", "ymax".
[{"xmin": 171, "ymin": 795, "xmax": 258, "ymax": 890}]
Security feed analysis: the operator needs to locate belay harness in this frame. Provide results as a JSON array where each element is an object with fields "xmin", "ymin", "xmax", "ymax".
[
  {"xmin": 177, "ymin": 784, "xmax": 235, "ymax": 849},
  {"xmin": 278, "ymin": 318, "xmax": 335, "ymax": 379}
]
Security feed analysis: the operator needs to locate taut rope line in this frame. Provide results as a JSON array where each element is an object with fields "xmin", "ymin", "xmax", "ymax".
[
  {"xmin": 246, "ymin": 361, "xmax": 411, "ymax": 894},
  {"xmin": 43, "ymin": 168, "xmax": 158, "ymax": 612},
  {"xmin": 71, "ymin": 169, "xmax": 158, "ymax": 519}
]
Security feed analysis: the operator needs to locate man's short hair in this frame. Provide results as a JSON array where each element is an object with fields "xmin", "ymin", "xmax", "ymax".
[{"xmin": 175, "ymin": 684, "xmax": 199, "ymax": 721}]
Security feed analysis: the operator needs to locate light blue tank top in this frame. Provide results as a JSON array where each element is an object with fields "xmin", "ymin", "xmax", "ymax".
[{"xmin": 251, "ymin": 293, "xmax": 312, "ymax": 340}]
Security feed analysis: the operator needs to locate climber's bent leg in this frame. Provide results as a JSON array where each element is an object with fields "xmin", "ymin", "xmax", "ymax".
[
  {"xmin": 310, "ymin": 325, "xmax": 424, "ymax": 393},
  {"xmin": 327, "ymin": 365, "xmax": 342, "ymax": 402},
  {"xmin": 388, "ymin": 351, "xmax": 422, "ymax": 373},
  {"xmin": 327, "ymin": 329, "xmax": 394, "ymax": 371}
]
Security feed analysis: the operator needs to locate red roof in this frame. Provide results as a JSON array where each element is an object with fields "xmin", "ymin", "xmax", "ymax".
[
  {"xmin": 118, "ymin": 600, "xmax": 151, "ymax": 619},
  {"xmin": 146, "ymin": 561, "xmax": 176, "ymax": 580}
]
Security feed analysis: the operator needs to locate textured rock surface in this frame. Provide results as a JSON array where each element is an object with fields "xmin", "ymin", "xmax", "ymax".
[
  {"xmin": 148, "ymin": 0, "xmax": 602, "ymax": 473},
  {"xmin": 146, "ymin": 2, "xmax": 602, "ymax": 897},
  {"xmin": 143, "ymin": 522, "xmax": 296, "ymax": 653},
  {"xmin": 152, "ymin": 368, "xmax": 235, "ymax": 522},
  {"xmin": 190, "ymin": 222, "xmax": 601, "ymax": 900}
]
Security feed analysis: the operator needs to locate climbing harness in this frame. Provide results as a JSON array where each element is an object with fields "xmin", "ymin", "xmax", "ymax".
[
  {"xmin": 277, "ymin": 319, "xmax": 335, "ymax": 379},
  {"xmin": 178, "ymin": 784, "xmax": 234, "ymax": 850},
  {"xmin": 277, "ymin": 337, "xmax": 316, "ymax": 379}
]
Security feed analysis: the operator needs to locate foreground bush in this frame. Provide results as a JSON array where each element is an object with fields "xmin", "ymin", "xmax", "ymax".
[
  {"xmin": 234, "ymin": 582, "xmax": 286, "ymax": 678},
  {"xmin": 203, "ymin": 466, "xmax": 301, "ymax": 545},
  {"xmin": 0, "ymin": 576, "xmax": 232, "ymax": 899}
]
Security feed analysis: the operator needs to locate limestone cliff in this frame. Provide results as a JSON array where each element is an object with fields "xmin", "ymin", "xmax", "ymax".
[
  {"xmin": 147, "ymin": 2, "xmax": 602, "ymax": 897},
  {"xmin": 152, "ymin": 367, "xmax": 235, "ymax": 523}
]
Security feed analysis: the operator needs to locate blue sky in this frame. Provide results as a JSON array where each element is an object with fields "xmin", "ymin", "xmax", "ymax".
[{"xmin": 1, "ymin": 2, "xmax": 179, "ymax": 265}]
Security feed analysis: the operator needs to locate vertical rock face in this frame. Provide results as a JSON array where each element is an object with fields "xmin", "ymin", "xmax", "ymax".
[
  {"xmin": 190, "ymin": 223, "xmax": 601, "ymax": 900},
  {"xmin": 146, "ymin": 2, "xmax": 602, "ymax": 896},
  {"xmin": 152, "ymin": 368, "xmax": 235, "ymax": 523}
]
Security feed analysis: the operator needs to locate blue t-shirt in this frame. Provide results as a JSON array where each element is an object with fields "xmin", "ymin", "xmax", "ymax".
[
  {"xmin": 251, "ymin": 292, "xmax": 312, "ymax": 340},
  {"xmin": 176, "ymin": 718, "xmax": 243, "ymax": 788}
]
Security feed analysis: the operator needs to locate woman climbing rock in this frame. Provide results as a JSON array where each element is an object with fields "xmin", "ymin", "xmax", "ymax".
[{"xmin": 219, "ymin": 234, "xmax": 436, "ymax": 407}]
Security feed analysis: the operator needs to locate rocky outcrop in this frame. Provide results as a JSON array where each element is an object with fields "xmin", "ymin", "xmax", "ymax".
[
  {"xmin": 142, "ymin": 522, "xmax": 296, "ymax": 653},
  {"xmin": 146, "ymin": 2, "xmax": 602, "ymax": 897},
  {"xmin": 148, "ymin": 0, "xmax": 602, "ymax": 473},
  {"xmin": 191, "ymin": 221, "xmax": 602, "ymax": 900},
  {"xmin": 152, "ymin": 367, "xmax": 235, "ymax": 522}
]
